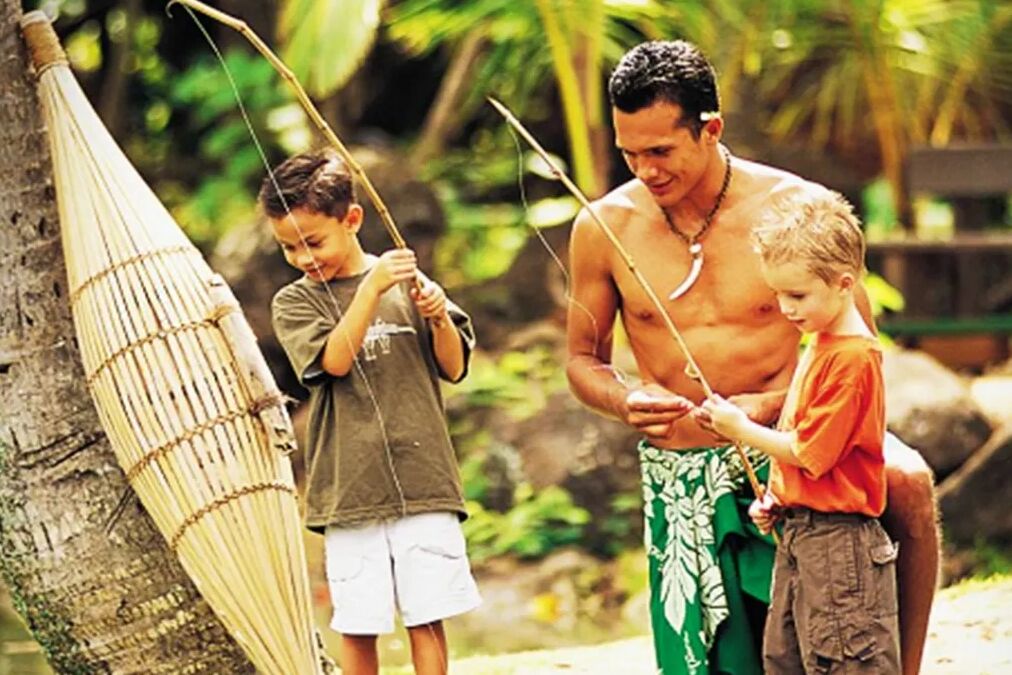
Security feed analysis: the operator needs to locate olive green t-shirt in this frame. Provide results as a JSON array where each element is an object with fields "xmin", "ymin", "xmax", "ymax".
[{"xmin": 271, "ymin": 274, "xmax": 474, "ymax": 531}]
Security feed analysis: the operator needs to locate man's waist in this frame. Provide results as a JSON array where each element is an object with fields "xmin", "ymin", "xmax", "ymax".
[{"xmin": 639, "ymin": 427, "xmax": 726, "ymax": 451}]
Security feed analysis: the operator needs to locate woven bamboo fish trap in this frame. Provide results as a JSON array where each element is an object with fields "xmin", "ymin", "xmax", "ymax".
[{"xmin": 21, "ymin": 12, "xmax": 325, "ymax": 674}]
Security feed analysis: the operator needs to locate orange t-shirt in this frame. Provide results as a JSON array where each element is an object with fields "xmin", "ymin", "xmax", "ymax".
[{"xmin": 769, "ymin": 334, "xmax": 886, "ymax": 517}]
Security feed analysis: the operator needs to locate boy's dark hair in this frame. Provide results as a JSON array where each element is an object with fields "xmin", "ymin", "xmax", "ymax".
[
  {"xmin": 608, "ymin": 40, "xmax": 719, "ymax": 138},
  {"xmin": 258, "ymin": 148, "xmax": 357, "ymax": 220}
]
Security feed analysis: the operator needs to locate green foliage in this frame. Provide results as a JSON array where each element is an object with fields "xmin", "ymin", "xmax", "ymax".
[
  {"xmin": 463, "ymin": 483, "xmax": 591, "ymax": 561},
  {"xmin": 864, "ymin": 271, "xmax": 905, "ymax": 346},
  {"xmin": 162, "ymin": 50, "xmax": 300, "ymax": 246},
  {"xmin": 753, "ymin": 0, "xmax": 1012, "ymax": 148},
  {"xmin": 280, "ymin": 0, "xmax": 385, "ymax": 98},
  {"xmin": 613, "ymin": 547, "xmax": 649, "ymax": 598},
  {"xmin": 428, "ymin": 136, "xmax": 580, "ymax": 286},
  {"xmin": 458, "ymin": 450, "xmax": 492, "ymax": 502},
  {"xmin": 451, "ymin": 346, "xmax": 567, "ymax": 419},
  {"xmin": 387, "ymin": 0, "xmax": 555, "ymax": 117},
  {"xmin": 596, "ymin": 492, "xmax": 642, "ymax": 556},
  {"xmin": 63, "ymin": 20, "xmax": 102, "ymax": 72},
  {"xmin": 862, "ymin": 178, "xmax": 900, "ymax": 238},
  {"xmin": 865, "ymin": 273, "xmax": 905, "ymax": 316},
  {"xmin": 968, "ymin": 539, "xmax": 1012, "ymax": 579}
]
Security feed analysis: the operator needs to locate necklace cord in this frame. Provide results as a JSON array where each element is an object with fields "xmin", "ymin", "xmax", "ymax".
[{"xmin": 662, "ymin": 145, "xmax": 732, "ymax": 246}]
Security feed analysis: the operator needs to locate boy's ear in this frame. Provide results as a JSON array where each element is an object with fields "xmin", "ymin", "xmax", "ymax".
[
  {"xmin": 838, "ymin": 272, "xmax": 856, "ymax": 292},
  {"xmin": 344, "ymin": 203, "xmax": 364, "ymax": 232}
]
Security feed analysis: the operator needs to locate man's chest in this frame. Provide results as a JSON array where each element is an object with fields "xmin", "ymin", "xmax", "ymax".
[{"xmin": 612, "ymin": 231, "xmax": 777, "ymax": 327}]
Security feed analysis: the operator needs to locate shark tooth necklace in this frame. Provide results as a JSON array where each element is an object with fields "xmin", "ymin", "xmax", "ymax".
[
  {"xmin": 662, "ymin": 146, "xmax": 732, "ymax": 381},
  {"xmin": 664, "ymin": 146, "xmax": 733, "ymax": 302}
]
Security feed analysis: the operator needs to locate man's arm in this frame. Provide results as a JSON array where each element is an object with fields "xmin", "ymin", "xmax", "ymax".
[
  {"xmin": 856, "ymin": 282, "xmax": 878, "ymax": 336},
  {"xmin": 565, "ymin": 206, "xmax": 692, "ymax": 437},
  {"xmin": 565, "ymin": 205, "xmax": 624, "ymax": 418}
]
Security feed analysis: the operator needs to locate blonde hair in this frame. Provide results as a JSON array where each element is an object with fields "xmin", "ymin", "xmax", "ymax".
[{"xmin": 752, "ymin": 190, "xmax": 866, "ymax": 283}]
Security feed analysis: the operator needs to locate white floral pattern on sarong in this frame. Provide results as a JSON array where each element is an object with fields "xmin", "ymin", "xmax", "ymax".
[{"xmin": 640, "ymin": 442, "xmax": 769, "ymax": 672}]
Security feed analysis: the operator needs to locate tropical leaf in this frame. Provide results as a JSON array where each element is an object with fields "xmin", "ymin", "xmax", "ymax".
[
  {"xmin": 525, "ymin": 196, "xmax": 581, "ymax": 228},
  {"xmin": 279, "ymin": 0, "xmax": 385, "ymax": 98},
  {"xmin": 866, "ymin": 272, "xmax": 906, "ymax": 314}
]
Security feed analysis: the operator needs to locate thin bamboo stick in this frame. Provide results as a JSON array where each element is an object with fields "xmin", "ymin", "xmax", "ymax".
[
  {"xmin": 24, "ymin": 12, "xmax": 323, "ymax": 673},
  {"xmin": 167, "ymin": 0, "xmax": 445, "ymax": 330},
  {"xmin": 168, "ymin": 0, "xmax": 402, "ymax": 247}
]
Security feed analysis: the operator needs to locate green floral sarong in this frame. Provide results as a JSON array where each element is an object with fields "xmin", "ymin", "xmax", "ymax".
[{"xmin": 640, "ymin": 442, "xmax": 776, "ymax": 674}]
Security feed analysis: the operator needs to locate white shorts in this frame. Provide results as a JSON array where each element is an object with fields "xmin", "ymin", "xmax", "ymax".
[{"xmin": 324, "ymin": 511, "xmax": 481, "ymax": 635}]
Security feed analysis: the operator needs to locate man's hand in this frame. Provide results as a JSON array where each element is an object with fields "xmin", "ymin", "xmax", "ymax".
[
  {"xmin": 364, "ymin": 249, "xmax": 417, "ymax": 296},
  {"xmin": 748, "ymin": 491, "xmax": 782, "ymax": 535},
  {"xmin": 621, "ymin": 383, "xmax": 695, "ymax": 439},
  {"xmin": 698, "ymin": 394, "xmax": 749, "ymax": 440}
]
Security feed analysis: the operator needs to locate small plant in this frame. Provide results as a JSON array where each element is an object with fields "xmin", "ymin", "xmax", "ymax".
[
  {"xmin": 969, "ymin": 539, "xmax": 1012, "ymax": 579},
  {"xmin": 463, "ymin": 483, "xmax": 590, "ymax": 562}
]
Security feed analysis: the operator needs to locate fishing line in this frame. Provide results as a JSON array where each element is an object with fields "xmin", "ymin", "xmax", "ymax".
[
  {"xmin": 174, "ymin": 8, "xmax": 451, "ymax": 668},
  {"xmin": 174, "ymin": 4, "xmax": 408, "ymax": 520},
  {"xmin": 504, "ymin": 125, "xmax": 630, "ymax": 386}
]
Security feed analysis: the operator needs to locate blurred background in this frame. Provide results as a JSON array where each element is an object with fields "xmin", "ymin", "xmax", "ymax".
[{"xmin": 3, "ymin": 0, "xmax": 1011, "ymax": 672}]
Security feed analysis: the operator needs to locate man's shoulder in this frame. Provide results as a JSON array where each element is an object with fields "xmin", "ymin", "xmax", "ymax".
[
  {"xmin": 575, "ymin": 179, "xmax": 643, "ymax": 232},
  {"xmin": 736, "ymin": 157, "xmax": 829, "ymax": 201},
  {"xmin": 737, "ymin": 161, "xmax": 833, "ymax": 229}
]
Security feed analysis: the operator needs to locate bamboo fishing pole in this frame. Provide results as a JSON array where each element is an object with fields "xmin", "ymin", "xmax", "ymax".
[
  {"xmin": 489, "ymin": 97, "xmax": 772, "ymax": 515},
  {"xmin": 166, "ymin": 0, "xmax": 404, "ymax": 246},
  {"xmin": 167, "ymin": 0, "xmax": 445, "ymax": 326}
]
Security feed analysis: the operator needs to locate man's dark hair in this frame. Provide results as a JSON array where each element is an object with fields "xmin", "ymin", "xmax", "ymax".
[
  {"xmin": 258, "ymin": 148, "xmax": 357, "ymax": 220},
  {"xmin": 608, "ymin": 40, "xmax": 719, "ymax": 138}
]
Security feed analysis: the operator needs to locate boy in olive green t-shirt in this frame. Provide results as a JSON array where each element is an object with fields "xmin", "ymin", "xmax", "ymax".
[{"xmin": 262, "ymin": 149, "xmax": 480, "ymax": 674}]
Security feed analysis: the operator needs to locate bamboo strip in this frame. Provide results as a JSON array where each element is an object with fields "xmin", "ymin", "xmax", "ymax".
[{"xmin": 23, "ymin": 13, "xmax": 322, "ymax": 673}]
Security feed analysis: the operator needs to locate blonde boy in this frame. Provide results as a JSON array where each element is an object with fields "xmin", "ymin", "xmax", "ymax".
[
  {"xmin": 262, "ymin": 149, "xmax": 481, "ymax": 675},
  {"xmin": 703, "ymin": 192, "xmax": 900, "ymax": 674}
]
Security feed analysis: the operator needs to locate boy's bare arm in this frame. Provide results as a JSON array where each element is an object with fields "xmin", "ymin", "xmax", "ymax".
[
  {"xmin": 726, "ymin": 389, "xmax": 788, "ymax": 426},
  {"xmin": 430, "ymin": 313, "xmax": 465, "ymax": 381},
  {"xmin": 413, "ymin": 272, "xmax": 465, "ymax": 381},
  {"xmin": 319, "ymin": 281, "xmax": 381, "ymax": 377},
  {"xmin": 320, "ymin": 250, "xmax": 416, "ymax": 377}
]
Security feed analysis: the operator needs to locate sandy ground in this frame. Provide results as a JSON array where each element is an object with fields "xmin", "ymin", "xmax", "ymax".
[
  {"xmin": 412, "ymin": 575, "xmax": 1012, "ymax": 675},
  {"xmin": 3, "ymin": 576, "xmax": 1010, "ymax": 673}
]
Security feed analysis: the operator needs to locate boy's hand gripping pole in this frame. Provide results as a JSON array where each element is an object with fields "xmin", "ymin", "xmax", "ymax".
[{"xmin": 167, "ymin": 0, "xmax": 442, "ymax": 325}]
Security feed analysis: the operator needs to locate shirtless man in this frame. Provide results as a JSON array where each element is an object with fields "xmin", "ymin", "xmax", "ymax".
[{"xmin": 566, "ymin": 41, "xmax": 937, "ymax": 674}]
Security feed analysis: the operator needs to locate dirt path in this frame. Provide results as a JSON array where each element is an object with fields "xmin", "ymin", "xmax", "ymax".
[
  {"xmin": 5, "ymin": 575, "xmax": 1010, "ymax": 673},
  {"xmin": 420, "ymin": 575, "xmax": 1012, "ymax": 674}
]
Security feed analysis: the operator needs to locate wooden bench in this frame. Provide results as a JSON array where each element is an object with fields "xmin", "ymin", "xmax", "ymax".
[{"xmin": 869, "ymin": 146, "xmax": 1012, "ymax": 368}]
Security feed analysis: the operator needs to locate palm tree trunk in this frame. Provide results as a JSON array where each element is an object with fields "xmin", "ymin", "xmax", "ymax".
[
  {"xmin": 534, "ymin": 0, "xmax": 600, "ymax": 197},
  {"xmin": 0, "ymin": 2, "xmax": 255, "ymax": 672},
  {"xmin": 411, "ymin": 29, "xmax": 487, "ymax": 166},
  {"xmin": 848, "ymin": 4, "xmax": 912, "ymax": 228}
]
